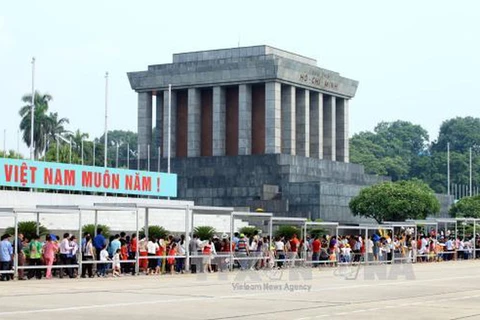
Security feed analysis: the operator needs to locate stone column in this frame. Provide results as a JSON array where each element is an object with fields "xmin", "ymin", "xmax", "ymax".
[
  {"xmin": 137, "ymin": 92, "xmax": 152, "ymax": 159},
  {"xmin": 295, "ymin": 88, "xmax": 310, "ymax": 157},
  {"xmin": 238, "ymin": 84, "xmax": 252, "ymax": 155},
  {"xmin": 265, "ymin": 82, "xmax": 281, "ymax": 154},
  {"xmin": 336, "ymin": 98, "xmax": 349, "ymax": 162},
  {"xmin": 155, "ymin": 92, "xmax": 163, "ymax": 158},
  {"xmin": 162, "ymin": 89, "xmax": 177, "ymax": 158},
  {"xmin": 281, "ymin": 85, "xmax": 296, "ymax": 155},
  {"xmin": 309, "ymin": 92, "xmax": 323, "ymax": 159},
  {"xmin": 212, "ymin": 86, "xmax": 226, "ymax": 156},
  {"xmin": 188, "ymin": 88, "xmax": 201, "ymax": 157},
  {"xmin": 323, "ymin": 95, "xmax": 336, "ymax": 161}
]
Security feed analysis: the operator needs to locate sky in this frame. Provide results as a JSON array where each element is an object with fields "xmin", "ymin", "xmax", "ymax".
[{"xmin": 1, "ymin": 0, "xmax": 479, "ymax": 156}]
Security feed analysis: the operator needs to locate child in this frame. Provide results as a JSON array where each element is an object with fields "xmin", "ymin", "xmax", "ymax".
[
  {"xmin": 168, "ymin": 243, "xmax": 177, "ymax": 274},
  {"xmin": 112, "ymin": 249, "xmax": 121, "ymax": 277},
  {"xmin": 99, "ymin": 245, "xmax": 110, "ymax": 277},
  {"xmin": 120, "ymin": 242, "xmax": 129, "ymax": 274}
]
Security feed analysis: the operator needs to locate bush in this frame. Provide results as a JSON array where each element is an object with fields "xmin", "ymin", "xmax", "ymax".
[
  {"xmin": 274, "ymin": 225, "xmax": 301, "ymax": 239},
  {"xmin": 238, "ymin": 226, "xmax": 260, "ymax": 238},
  {"xmin": 140, "ymin": 225, "xmax": 169, "ymax": 240},
  {"xmin": 194, "ymin": 226, "xmax": 216, "ymax": 240},
  {"xmin": 82, "ymin": 224, "xmax": 111, "ymax": 238},
  {"xmin": 5, "ymin": 221, "xmax": 49, "ymax": 241}
]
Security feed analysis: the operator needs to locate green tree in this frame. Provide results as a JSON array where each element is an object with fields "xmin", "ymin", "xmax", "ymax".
[
  {"xmin": 350, "ymin": 132, "xmax": 387, "ymax": 175},
  {"xmin": 449, "ymin": 195, "xmax": 480, "ymax": 218},
  {"xmin": 238, "ymin": 226, "xmax": 259, "ymax": 238},
  {"xmin": 0, "ymin": 150, "xmax": 23, "ymax": 159},
  {"xmin": 431, "ymin": 117, "xmax": 480, "ymax": 153},
  {"xmin": 97, "ymin": 130, "xmax": 137, "ymax": 168},
  {"xmin": 274, "ymin": 225, "xmax": 301, "ymax": 239},
  {"xmin": 140, "ymin": 226, "xmax": 169, "ymax": 239},
  {"xmin": 349, "ymin": 180, "xmax": 440, "ymax": 223},
  {"xmin": 48, "ymin": 112, "xmax": 70, "ymax": 139},
  {"xmin": 350, "ymin": 121, "xmax": 429, "ymax": 180},
  {"xmin": 194, "ymin": 226, "xmax": 216, "ymax": 240},
  {"xmin": 70, "ymin": 129, "xmax": 89, "ymax": 148},
  {"xmin": 5, "ymin": 221, "xmax": 49, "ymax": 241},
  {"xmin": 44, "ymin": 142, "xmax": 80, "ymax": 163},
  {"xmin": 19, "ymin": 91, "xmax": 53, "ymax": 159},
  {"xmin": 373, "ymin": 121, "xmax": 429, "ymax": 158},
  {"xmin": 82, "ymin": 224, "xmax": 111, "ymax": 238}
]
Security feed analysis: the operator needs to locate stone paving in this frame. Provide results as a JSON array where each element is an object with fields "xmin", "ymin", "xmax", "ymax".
[{"xmin": 0, "ymin": 261, "xmax": 479, "ymax": 320}]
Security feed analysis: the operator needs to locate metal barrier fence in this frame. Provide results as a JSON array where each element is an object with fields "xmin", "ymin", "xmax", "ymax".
[{"xmin": 2, "ymin": 205, "xmax": 480, "ymax": 279}]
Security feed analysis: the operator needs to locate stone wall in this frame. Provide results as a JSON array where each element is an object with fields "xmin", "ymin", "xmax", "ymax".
[{"xmin": 133, "ymin": 154, "xmax": 388, "ymax": 223}]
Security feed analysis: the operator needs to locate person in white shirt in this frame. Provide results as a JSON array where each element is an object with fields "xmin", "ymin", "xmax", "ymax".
[
  {"xmin": 69, "ymin": 235, "xmax": 79, "ymax": 277},
  {"xmin": 99, "ymin": 245, "xmax": 110, "ymax": 277},
  {"xmin": 418, "ymin": 236, "xmax": 428, "ymax": 262},
  {"xmin": 176, "ymin": 235, "xmax": 186, "ymax": 273},
  {"xmin": 366, "ymin": 237, "xmax": 374, "ymax": 263},
  {"xmin": 274, "ymin": 237, "xmax": 285, "ymax": 269},
  {"xmin": 59, "ymin": 233, "xmax": 73, "ymax": 278},
  {"xmin": 146, "ymin": 237, "xmax": 159, "ymax": 275},
  {"xmin": 445, "ymin": 238, "xmax": 455, "ymax": 261},
  {"xmin": 341, "ymin": 244, "xmax": 352, "ymax": 263}
]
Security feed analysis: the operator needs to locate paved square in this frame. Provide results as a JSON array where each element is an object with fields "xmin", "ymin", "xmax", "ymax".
[{"xmin": 0, "ymin": 261, "xmax": 479, "ymax": 320}]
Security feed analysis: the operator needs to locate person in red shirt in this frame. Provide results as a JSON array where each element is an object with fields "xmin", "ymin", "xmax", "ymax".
[
  {"xmin": 203, "ymin": 240, "xmax": 214, "ymax": 273},
  {"xmin": 120, "ymin": 241, "xmax": 129, "ymax": 274},
  {"xmin": 168, "ymin": 243, "xmax": 177, "ymax": 274},
  {"xmin": 311, "ymin": 236, "xmax": 321, "ymax": 268},
  {"xmin": 289, "ymin": 234, "xmax": 300, "ymax": 268},
  {"xmin": 129, "ymin": 234, "xmax": 138, "ymax": 275}
]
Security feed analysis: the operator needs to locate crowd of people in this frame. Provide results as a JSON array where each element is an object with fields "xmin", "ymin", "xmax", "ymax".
[{"xmin": 1, "ymin": 227, "xmax": 479, "ymax": 281}]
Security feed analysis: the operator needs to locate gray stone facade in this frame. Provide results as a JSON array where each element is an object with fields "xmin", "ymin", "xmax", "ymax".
[
  {"xmin": 212, "ymin": 86, "xmax": 226, "ymax": 156},
  {"xmin": 265, "ymin": 82, "xmax": 281, "ymax": 154},
  {"xmin": 238, "ymin": 84, "xmax": 252, "ymax": 155},
  {"xmin": 134, "ymin": 154, "xmax": 390, "ymax": 224}
]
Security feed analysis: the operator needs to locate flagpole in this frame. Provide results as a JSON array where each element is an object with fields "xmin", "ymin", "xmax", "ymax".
[
  {"xmin": 469, "ymin": 147, "xmax": 472, "ymax": 197},
  {"xmin": 104, "ymin": 72, "xmax": 109, "ymax": 168},
  {"xmin": 81, "ymin": 139, "xmax": 84, "ymax": 165},
  {"xmin": 127, "ymin": 142, "xmax": 130, "ymax": 169},
  {"xmin": 69, "ymin": 137, "xmax": 72, "ymax": 164},
  {"xmin": 137, "ymin": 144, "xmax": 140, "ymax": 170},
  {"xmin": 167, "ymin": 84, "xmax": 171, "ymax": 174},
  {"xmin": 447, "ymin": 142, "xmax": 450, "ymax": 200},
  {"xmin": 56, "ymin": 136, "xmax": 59, "ymax": 162},
  {"xmin": 30, "ymin": 57, "xmax": 35, "ymax": 160},
  {"xmin": 116, "ymin": 143, "xmax": 119, "ymax": 168},
  {"xmin": 43, "ymin": 134, "xmax": 46, "ymax": 161}
]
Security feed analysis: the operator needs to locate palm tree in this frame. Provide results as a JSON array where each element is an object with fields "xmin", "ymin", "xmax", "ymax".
[
  {"xmin": 48, "ymin": 112, "xmax": 70, "ymax": 138},
  {"xmin": 71, "ymin": 129, "xmax": 89, "ymax": 147},
  {"xmin": 19, "ymin": 91, "xmax": 53, "ymax": 159},
  {"xmin": 69, "ymin": 129, "xmax": 89, "ymax": 163}
]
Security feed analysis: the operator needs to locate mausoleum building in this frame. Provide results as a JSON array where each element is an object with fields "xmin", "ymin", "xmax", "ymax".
[
  {"xmin": 127, "ymin": 46, "xmax": 384, "ymax": 223},
  {"xmin": 128, "ymin": 45, "xmax": 357, "ymax": 163}
]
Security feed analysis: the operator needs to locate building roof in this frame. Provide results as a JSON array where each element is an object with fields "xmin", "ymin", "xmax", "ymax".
[{"xmin": 127, "ymin": 45, "xmax": 358, "ymax": 98}]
